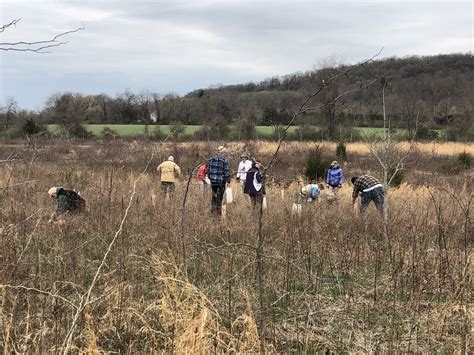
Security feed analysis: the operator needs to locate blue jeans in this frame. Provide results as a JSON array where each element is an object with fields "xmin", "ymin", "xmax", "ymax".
[{"xmin": 360, "ymin": 186, "xmax": 384, "ymax": 216}]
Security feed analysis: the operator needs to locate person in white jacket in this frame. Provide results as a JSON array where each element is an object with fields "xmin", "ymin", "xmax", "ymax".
[{"xmin": 236, "ymin": 153, "xmax": 253, "ymax": 186}]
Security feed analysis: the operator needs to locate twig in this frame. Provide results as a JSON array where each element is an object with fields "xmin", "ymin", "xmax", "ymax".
[
  {"xmin": 0, "ymin": 19, "xmax": 20, "ymax": 33},
  {"xmin": 1, "ymin": 284, "xmax": 77, "ymax": 310}
]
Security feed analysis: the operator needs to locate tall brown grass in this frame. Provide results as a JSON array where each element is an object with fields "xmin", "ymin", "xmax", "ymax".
[{"xmin": 0, "ymin": 139, "xmax": 472, "ymax": 352}]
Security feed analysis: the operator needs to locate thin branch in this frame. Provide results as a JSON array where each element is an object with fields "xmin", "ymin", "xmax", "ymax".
[
  {"xmin": 0, "ymin": 19, "xmax": 20, "ymax": 33},
  {"xmin": 301, "ymin": 79, "xmax": 378, "ymax": 113},
  {"xmin": 0, "ymin": 20, "xmax": 84, "ymax": 53},
  {"xmin": 1, "ymin": 284, "xmax": 77, "ymax": 310}
]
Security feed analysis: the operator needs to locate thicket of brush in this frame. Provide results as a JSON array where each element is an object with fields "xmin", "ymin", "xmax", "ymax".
[{"xmin": 0, "ymin": 139, "xmax": 472, "ymax": 353}]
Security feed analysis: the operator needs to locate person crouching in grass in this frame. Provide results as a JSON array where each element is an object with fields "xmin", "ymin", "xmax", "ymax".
[
  {"xmin": 299, "ymin": 182, "xmax": 321, "ymax": 203},
  {"xmin": 48, "ymin": 186, "xmax": 86, "ymax": 225},
  {"xmin": 351, "ymin": 175, "xmax": 384, "ymax": 218}
]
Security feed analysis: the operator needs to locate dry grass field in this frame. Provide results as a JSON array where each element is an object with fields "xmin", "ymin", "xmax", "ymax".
[{"xmin": 0, "ymin": 138, "xmax": 472, "ymax": 353}]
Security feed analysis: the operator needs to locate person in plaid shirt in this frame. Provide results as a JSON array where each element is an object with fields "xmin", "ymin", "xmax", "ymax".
[
  {"xmin": 351, "ymin": 175, "xmax": 384, "ymax": 217},
  {"xmin": 207, "ymin": 146, "xmax": 230, "ymax": 216}
]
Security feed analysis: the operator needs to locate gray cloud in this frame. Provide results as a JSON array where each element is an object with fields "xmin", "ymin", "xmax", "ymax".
[{"xmin": 1, "ymin": 0, "xmax": 472, "ymax": 108}]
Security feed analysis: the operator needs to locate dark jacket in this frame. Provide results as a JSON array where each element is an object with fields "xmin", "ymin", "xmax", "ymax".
[
  {"xmin": 207, "ymin": 154, "xmax": 230, "ymax": 185},
  {"xmin": 244, "ymin": 167, "xmax": 265, "ymax": 195},
  {"xmin": 55, "ymin": 188, "xmax": 86, "ymax": 217}
]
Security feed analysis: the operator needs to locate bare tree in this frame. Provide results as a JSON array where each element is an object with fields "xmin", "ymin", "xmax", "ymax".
[
  {"xmin": 152, "ymin": 93, "xmax": 162, "ymax": 124},
  {"xmin": 0, "ymin": 18, "xmax": 83, "ymax": 53},
  {"xmin": 312, "ymin": 55, "xmax": 345, "ymax": 140},
  {"xmin": 0, "ymin": 97, "xmax": 18, "ymax": 131},
  {"xmin": 363, "ymin": 78, "xmax": 418, "ymax": 221}
]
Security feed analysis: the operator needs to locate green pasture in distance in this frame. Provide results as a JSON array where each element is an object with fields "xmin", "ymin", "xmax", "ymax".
[
  {"xmin": 85, "ymin": 124, "xmax": 200, "ymax": 135},
  {"xmin": 48, "ymin": 124, "xmax": 200, "ymax": 136},
  {"xmin": 254, "ymin": 126, "xmax": 298, "ymax": 134},
  {"xmin": 47, "ymin": 124, "xmax": 298, "ymax": 136},
  {"xmin": 46, "ymin": 124, "xmax": 441, "ymax": 138}
]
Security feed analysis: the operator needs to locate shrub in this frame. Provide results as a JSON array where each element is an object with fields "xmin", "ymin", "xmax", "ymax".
[
  {"xmin": 387, "ymin": 166, "xmax": 404, "ymax": 188},
  {"xmin": 414, "ymin": 126, "xmax": 439, "ymax": 140},
  {"xmin": 22, "ymin": 118, "xmax": 46, "ymax": 136},
  {"xmin": 446, "ymin": 126, "xmax": 474, "ymax": 141},
  {"xmin": 100, "ymin": 127, "xmax": 118, "ymax": 140},
  {"xmin": 63, "ymin": 123, "xmax": 92, "ymax": 138},
  {"xmin": 457, "ymin": 151, "xmax": 472, "ymax": 169},
  {"xmin": 170, "ymin": 122, "xmax": 186, "ymax": 140},
  {"xmin": 239, "ymin": 117, "xmax": 257, "ymax": 140},
  {"xmin": 150, "ymin": 126, "xmax": 167, "ymax": 141},
  {"xmin": 3, "ymin": 119, "xmax": 48, "ymax": 138},
  {"xmin": 336, "ymin": 141, "xmax": 347, "ymax": 162},
  {"xmin": 195, "ymin": 119, "xmax": 229, "ymax": 140},
  {"xmin": 304, "ymin": 145, "xmax": 331, "ymax": 181}
]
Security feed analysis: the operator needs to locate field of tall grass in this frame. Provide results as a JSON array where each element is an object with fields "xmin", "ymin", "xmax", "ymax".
[{"xmin": 0, "ymin": 138, "xmax": 471, "ymax": 352}]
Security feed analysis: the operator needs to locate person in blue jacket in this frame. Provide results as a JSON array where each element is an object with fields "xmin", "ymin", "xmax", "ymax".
[
  {"xmin": 326, "ymin": 160, "xmax": 344, "ymax": 197},
  {"xmin": 299, "ymin": 182, "xmax": 320, "ymax": 202}
]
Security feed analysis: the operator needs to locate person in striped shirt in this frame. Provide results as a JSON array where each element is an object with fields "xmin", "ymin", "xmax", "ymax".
[
  {"xmin": 207, "ymin": 146, "xmax": 230, "ymax": 216},
  {"xmin": 351, "ymin": 175, "xmax": 384, "ymax": 217}
]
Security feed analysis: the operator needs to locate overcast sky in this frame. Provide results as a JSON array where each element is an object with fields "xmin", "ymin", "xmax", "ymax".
[{"xmin": 1, "ymin": 0, "xmax": 472, "ymax": 109}]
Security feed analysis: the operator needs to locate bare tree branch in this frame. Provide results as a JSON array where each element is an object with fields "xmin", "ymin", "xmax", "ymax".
[
  {"xmin": 0, "ymin": 19, "xmax": 20, "ymax": 33},
  {"xmin": 0, "ymin": 18, "xmax": 84, "ymax": 53}
]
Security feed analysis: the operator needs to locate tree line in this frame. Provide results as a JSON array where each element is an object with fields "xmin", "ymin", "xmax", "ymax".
[{"xmin": 1, "ymin": 53, "xmax": 472, "ymax": 140}]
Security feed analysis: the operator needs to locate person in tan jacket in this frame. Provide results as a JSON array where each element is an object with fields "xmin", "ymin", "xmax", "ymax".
[{"xmin": 157, "ymin": 156, "xmax": 181, "ymax": 196}]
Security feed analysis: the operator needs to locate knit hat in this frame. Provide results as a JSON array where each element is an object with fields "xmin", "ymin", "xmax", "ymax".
[
  {"xmin": 48, "ymin": 187, "xmax": 57, "ymax": 197},
  {"xmin": 168, "ymin": 156, "xmax": 174, "ymax": 162}
]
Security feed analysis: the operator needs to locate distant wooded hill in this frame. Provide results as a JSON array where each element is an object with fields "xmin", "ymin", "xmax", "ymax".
[{"xmin": 2, "ymin": 53, "xmax": 473, "ymax": 140}]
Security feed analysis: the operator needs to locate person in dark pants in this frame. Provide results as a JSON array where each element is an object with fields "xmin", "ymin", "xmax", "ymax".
[
  {"xmin": 351, "ymin": 175, "xmax": 384, "ymax": 217},
  {"xmin": 47, "ymin": 186, "xmax": 86, "ymax": 224},
  {"xmin": 206, "ymin": 146, "xmax": 230, "ymax": 216},
  {"xmin": 156, "ymin": 156, "xmax": 181, "ymax": 198},
  {"xmin": 244, "ymin": 161, "xmax": 265, "ymax": 210}
]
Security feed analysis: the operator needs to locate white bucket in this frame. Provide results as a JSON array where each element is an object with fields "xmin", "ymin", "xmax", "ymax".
[
  {"xmin": 225, "ymin": 187, "xmax": 233, "ymax": 204},
  {"xmin": 292, "ymin": 203, "xmax": 302, "ymax": 214}
]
